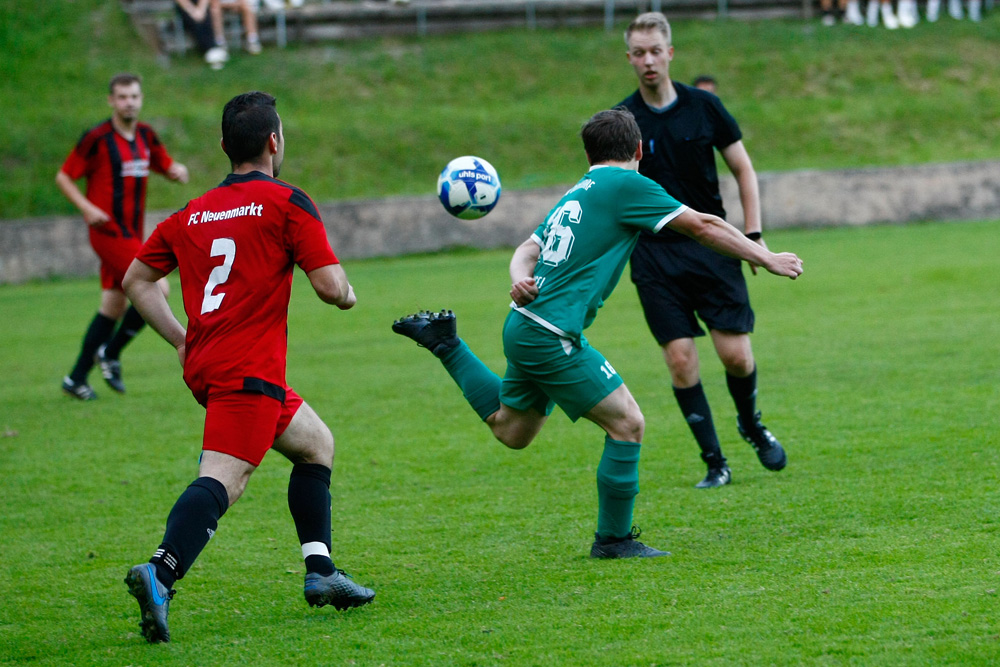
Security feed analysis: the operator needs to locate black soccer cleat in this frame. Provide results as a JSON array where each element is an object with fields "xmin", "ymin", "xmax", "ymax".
[
  {"xmin": 96, "ymin": 344, "xmax": 126, "ymax": 394},
  {"xmin": 124, "ymin": 563, "xmax": 174, "ymax": 643},
  {"xmin": 695, "ymin": 465, "xmax": 732, "ymax": 489},
  {"xmin": 61, "ymin": 376, "xmax": 97, "ymax": 401},
  {"xmin": 737, "ymin": 411, "xmax": 787, "ymax": 471},
  {"xmin": 303, "ymin": 569, "xmax": 375, "ymax": 610},
  {"xmin": 590, "ymin": 526, "xmax": 670, "ymax": 559},
  {"xmin": 391, "ymin": 310, "xmax": 460, "ymax": 358}
]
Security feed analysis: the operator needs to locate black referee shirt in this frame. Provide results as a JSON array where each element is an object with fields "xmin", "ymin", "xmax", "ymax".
[{"xmin": 619, "ymin": 82, "xmax": 742, "ymax": 243}]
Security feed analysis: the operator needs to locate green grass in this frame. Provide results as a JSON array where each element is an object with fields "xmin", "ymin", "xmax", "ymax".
[
  {"xmin": 2, "ymin": 1, "xmax": 1000, "ymax": 218},
  {"xmin": 1, "ymin": 221, "xmax": 999, "ymax": 664}
]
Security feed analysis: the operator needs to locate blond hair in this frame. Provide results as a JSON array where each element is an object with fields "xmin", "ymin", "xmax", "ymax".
[{"xmin": 624, "ymin": 12, "xmax": 671, "ymax": 45}]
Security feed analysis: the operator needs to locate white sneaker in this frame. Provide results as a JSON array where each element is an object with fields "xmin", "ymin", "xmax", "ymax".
[
  {"xmin": 926, "ymin": 0, "xmax": 940, "ymax": 19},
  {"xmin": 948, "ymin": 0, "xmax": 963, "ymax": 18},
  {"xmin": 205, "ymin": 46, "xmax": 229, "ymax": 70},
  {"xmin": 881, "ymin": 2, "xmax": 900, "ymax": 27},
  {"xmin": 866, "ymin": 0, "xmax": 881, "ymax": 25},
  {"xmin": 968, "ymin": 0, "xmax": 982, "ymax": 20},
  {"xmin": 822, "ymin": 12, "xmax": 837, "ymax": 25},
  {"xmin": 246, "ymin": 35, "xmax": 262, "ymax": 54},
  {"xmin": 845, "ymin": 1, "xmax": 865, "ymax": 23}
]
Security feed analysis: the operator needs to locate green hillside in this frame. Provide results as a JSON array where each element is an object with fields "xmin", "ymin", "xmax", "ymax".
[{"xmin": 2, "ymin": 0, "xmax": 998, "ymax": 218}]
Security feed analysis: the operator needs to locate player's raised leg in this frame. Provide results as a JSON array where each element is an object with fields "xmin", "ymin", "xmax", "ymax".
[
  {"xmin": 272, "ymin": 397, "xmax": 375, "ymax": 610},
  {"xmin": 392, "ymin": 310, "xmax": 549, "ymax": 449}
]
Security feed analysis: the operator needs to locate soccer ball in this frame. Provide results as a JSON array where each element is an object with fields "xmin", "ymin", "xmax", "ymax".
[{"xmin": 436, "ymin": 156, "xmax": 502, "ymax": 220}]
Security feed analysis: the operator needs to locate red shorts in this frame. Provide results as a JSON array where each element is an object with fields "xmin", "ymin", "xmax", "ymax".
[
  {"xmin": 202, "ymin": 387, "xmax": 304, "ymax": 466},
  {"xmin": 91, "ymin": 233, "xmax": 143, "ymax": 291}
]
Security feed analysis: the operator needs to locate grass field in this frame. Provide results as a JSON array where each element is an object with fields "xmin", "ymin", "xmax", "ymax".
[
  {"xmin": 1, "ymin": 220, "xmax": 998, "ymax": 665},
  {"xmin": 2, "ymin": 1, "xmax": 1000, "ymax": 218}
]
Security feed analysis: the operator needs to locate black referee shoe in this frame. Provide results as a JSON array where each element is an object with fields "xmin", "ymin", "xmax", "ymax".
[
  {"xmin": 695, "ymin": 465, "xmax": 732, "ymax": 489},
  {"xmin": 590, "ymin": 526, "xmax": 670, "ymax": 559},
  {"xmin": 391, "ymin": 310, "xmax": 459, "ymax": 357},
  {"xmin": 737, "ymin": 412, "xmax": 787, "ymax": 471},
  {"xmin": 304, "ymin": 569, "xmax": 375, "ymax": 610}
]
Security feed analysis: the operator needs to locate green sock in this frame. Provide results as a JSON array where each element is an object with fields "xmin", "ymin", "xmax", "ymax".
[
  {"xmin": 439, "ymin": 340, "xmax": 502, "ymax": 421},
  {"xmin": 596, "ymin": 436, "xmax": 641, "ymax": 540}
]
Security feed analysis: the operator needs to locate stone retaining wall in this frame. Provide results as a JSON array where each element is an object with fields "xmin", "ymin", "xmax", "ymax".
[{"xmin": 2, "ymin": 160, "xmax": 998, "ymax": 284}]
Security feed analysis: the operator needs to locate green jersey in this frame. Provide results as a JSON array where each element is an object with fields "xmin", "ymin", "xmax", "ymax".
[{"xmin": 512, "ymin": 165, "xmax": 686, "ymax": 341}]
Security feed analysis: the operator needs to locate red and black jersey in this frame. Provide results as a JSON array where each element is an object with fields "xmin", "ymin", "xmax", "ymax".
[
  {"xmin": 60, "ymin": 119, "xmax": 174, "ymax": 240},
  {"xmin": 136, "ymin": 171, "xmax": 338, "ymax": 405}
]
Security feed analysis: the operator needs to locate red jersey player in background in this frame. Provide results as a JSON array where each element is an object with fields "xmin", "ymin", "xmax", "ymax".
[
  {"xmin": 56, "ymin": 72, "xmax": 189, "ymax": 400},
  {"xmin": 121, "ymin": 91, "xmax": 374, "ymax": 643}
]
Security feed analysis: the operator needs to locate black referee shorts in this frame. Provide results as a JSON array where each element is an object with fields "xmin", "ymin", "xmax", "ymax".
[{"xmin": 629, "ymin": 238, "xmax": 755, "ymax": 345}]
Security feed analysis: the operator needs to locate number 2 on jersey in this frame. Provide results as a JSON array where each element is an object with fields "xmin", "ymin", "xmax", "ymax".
[{"xmin": 201, "ymin": 238, "xmax": 236, "ymax": 315}]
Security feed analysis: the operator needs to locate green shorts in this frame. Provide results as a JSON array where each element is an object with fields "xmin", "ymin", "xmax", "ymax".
[{"xmin": 500, "ymin": 310, "xmax": 624, "ymax": 422}]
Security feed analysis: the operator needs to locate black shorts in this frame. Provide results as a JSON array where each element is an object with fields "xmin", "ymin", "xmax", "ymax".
[{"xmin": 630, "ymin": 237, "xmax": 754, "ymax": 345}]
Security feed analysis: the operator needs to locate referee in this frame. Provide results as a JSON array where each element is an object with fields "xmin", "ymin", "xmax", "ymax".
[{"xmin": 619, "ymin": 13, "xmax": 789, "ymax": 488}]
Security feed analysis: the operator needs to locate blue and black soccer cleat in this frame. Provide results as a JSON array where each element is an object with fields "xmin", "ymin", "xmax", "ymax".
[
  {"xmin": 737, "ymin": 411, "xmax": 787, "ymax": 471},
  {"xmin": 304, "ymin": 569, "xmax": 375, "ymax": 610},
  {"xmin": 124, "ymin": 563, "xmax": 174, "ymax": 643},
  {"xmin": 391, "ymin": 310, "xmax": 459, "ymax": 358}
]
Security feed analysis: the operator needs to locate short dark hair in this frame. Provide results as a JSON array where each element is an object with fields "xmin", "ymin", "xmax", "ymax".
[
  {"xmin": 580, "ymin": 107, "xmax": 642, "ymax": 164},
  {"xmin": 693, "ymin": 75, "xmax": 717, "ymax": 88},
  {"xmin": 109, "ymin": 73, "xmax": 142, "ymax": 94},
  {"xmin": 221, "ymin": 92, "xmax": 280, "ymax": 167}
]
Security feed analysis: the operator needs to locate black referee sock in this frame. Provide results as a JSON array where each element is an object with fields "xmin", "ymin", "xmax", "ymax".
[
  {"xmin": 726, "ymin": 367, "xmax": 759, "ymax": 427},
  {"xmin": 673, "ymin": 383, "xmax": 726, "ymax": 468},
  {"xmin": 69, "ymin": 313, "xmax": 116, "ymax": 383},
  {"xmin": 150, "ymin": 477, "xmax": 229, "ymax": 586},
  {"xmin": 288, "ymin": 463, "xmax": 335, "ymax": 576},
  {"xmin": 102, "ymin": 306, "xmax": 146, "ymax": 360}
]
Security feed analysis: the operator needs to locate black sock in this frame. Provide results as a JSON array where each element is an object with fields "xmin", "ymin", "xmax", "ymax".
[
  {"xmin": 102, "ymin": 306, "xmax": 146, "ymax": 360},
  {"xmin": 726, "ymin": 367, "xmax": 759, "ymax": 427},
  {"xmin": 150, "ymin": 477, "xmax": 229, "ymax": 586},
  {"xmin": 69, "ymin": 313, "xmax": 116, "ymax": 383},
  {"xmin": 673, "ymin": 383, "xmax": 726, "ymax": 468},
  {"xmin": 288, "ymin": 464, "xmax": 334, "ymax": 575}
]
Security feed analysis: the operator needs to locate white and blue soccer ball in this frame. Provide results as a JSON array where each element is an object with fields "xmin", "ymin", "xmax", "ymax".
[{"xmin": 436, "ymin": 156, "xmax": 501, "ymax": 220}]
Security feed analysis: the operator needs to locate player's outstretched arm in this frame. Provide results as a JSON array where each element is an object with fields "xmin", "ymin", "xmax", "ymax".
[
  {"xmin": 123, "ymin": 259, "xmax": 187, "ymax": 364},
  {"xmin": 509, "ymin": 238, "xmax": 541, "ymax": 306},
  {"xmin": 307, "ymin": 264, "xmax": 356, "ymax": 310},
  {"xmin": 166, "ymin": 162, "xmax": 190, "ymax": 184},
  {"xmin": 669, "ymin": 209, "xmax": 803, "ymax": 280}
]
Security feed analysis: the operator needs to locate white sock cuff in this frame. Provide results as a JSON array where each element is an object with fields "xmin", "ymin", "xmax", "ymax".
[{"xmin": 301, "ymin": 541, "xmax": 330, "ymax": 559}]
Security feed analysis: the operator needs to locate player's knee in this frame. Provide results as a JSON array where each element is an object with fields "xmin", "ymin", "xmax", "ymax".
[
  {"xmin": 609, "ymin": 408, "xmax": 644, "ymax": 443},
  {"xmin": 721, "ymin": 350, "xmax": 754, "ymax": 376},
  {"xmin": 664, "ymin": 346, "xmax": 698, "ymax": 381}
]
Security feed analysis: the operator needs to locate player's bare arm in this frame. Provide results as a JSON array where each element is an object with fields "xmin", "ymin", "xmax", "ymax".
[
  {"xmin": 670, "ymin": 209, "xmax": 803, "ymax": 279},
  {"xmin": 720, "ymin": 140, "xmax": 764, "ymax": 275},
  {"xmin": 55, "ymin": 170, "xmax": 110, "ymax": 226},
  {"xmin": 307, "ymin": 264, "xmax": 356, "ymax": 310},
  {"xmin": 122, "ymin": 259, "xmax": 187, "ymax": 363},
  {"xmin": 509, "ymin": 238, "xmax": 541, "ymax": 306},
  {"xmin": 166, "ymin": 162, "xmax": 190, "ymax": 184}
]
